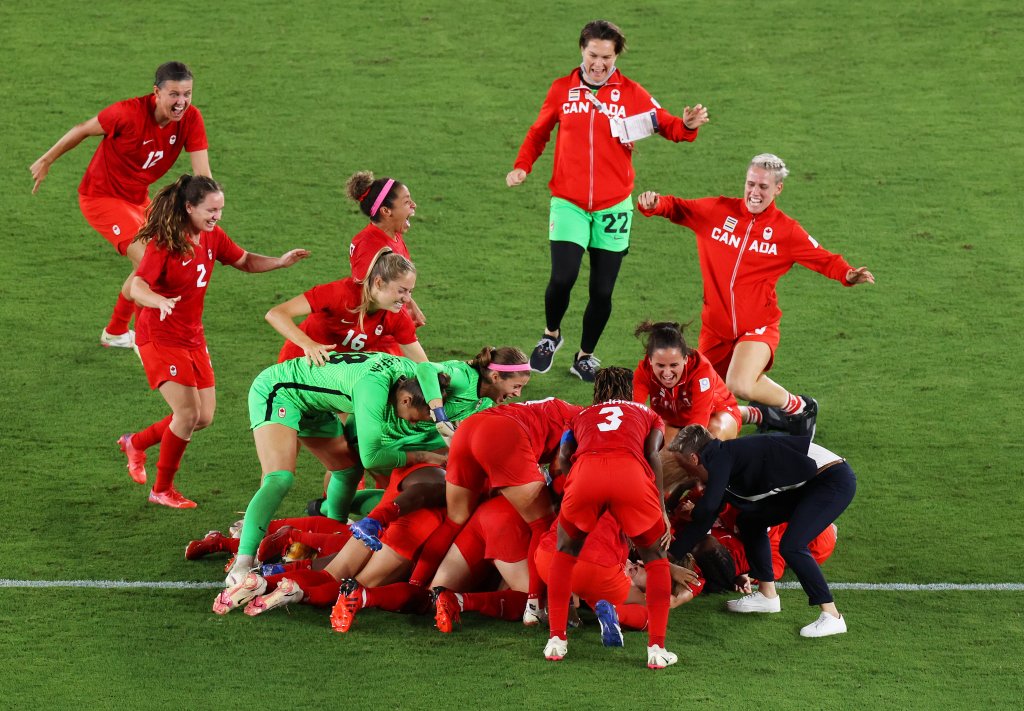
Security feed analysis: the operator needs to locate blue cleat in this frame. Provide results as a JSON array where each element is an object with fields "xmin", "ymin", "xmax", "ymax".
[
  {"xmin": 349, "ymin": 517, "xmax": 384, "ymax": 551},
  {"xmin": 595, "ymin": 600, "xmax": 624, "ymax": 647}
]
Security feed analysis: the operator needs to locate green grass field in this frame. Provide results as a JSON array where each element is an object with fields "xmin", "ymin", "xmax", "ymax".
[{"xmin": 2, "ymin": 0, "xmax": 1022, "ymax": 708}]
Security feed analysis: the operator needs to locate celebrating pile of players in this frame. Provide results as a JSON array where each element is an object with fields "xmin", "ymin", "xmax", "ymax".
[{"xmin": 31, "ymin": 18, "xmax": 874, "ymax": 670}]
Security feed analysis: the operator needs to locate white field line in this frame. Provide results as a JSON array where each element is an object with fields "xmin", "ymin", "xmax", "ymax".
[{"xmin": 1, "ymin": 579, "xmax": 1022, "ymax": 591}]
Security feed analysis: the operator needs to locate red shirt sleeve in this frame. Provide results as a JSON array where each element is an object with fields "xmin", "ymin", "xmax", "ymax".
[
  {"xmin": 183, "ymin": 106, "xmax": 209, "ymax": 152},
  {"xmin": 680, "ymin": 353, "xmax": 717, "ymax": 426},
  {"xmin": 96, "ymin": 101, "xmax": 127, "ymax": 137},
  {"xmin": 785, "ymin": 222, "xmax": 854, "ymax": 285},
  {"xmin": 638, "ymin": 194, "xmax": 703, "ymax": 227},
  {"xmin": 212, "ymin": 227, "xmax": 245, "ymax": 266},
  {"xmin": 303, "ymin": 280, "xmax": 345, "ymax": 314},
  {"xmin": 512, "ymin": 79, "xmax": 562, "ymax": 173},
  {"xmin": 135, "ymin": 241, "xmax": 167, "ymax": 287},
  {"xmin": 389, "ymin": 309, "xmax": 418, "ymax": 345},
  {"xmin": 627, "ymin": 82, "xmax": 699, "ymax": 144},
  {"xmin": 633, "ymin": 358, "xmax": 651, "ymax": 405}
]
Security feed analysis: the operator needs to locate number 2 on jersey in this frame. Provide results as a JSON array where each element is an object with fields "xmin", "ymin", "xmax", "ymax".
[{"xmin": 597, "ymin": 406, "xmax": 623, "ymax": 431}]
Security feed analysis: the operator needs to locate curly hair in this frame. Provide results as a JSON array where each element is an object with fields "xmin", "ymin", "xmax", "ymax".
[{"xmin": 592, "ymin": 366, "xmax": 633, "ymax": 404}]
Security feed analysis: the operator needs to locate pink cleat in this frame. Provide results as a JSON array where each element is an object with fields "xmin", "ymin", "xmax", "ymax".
[{"xmin": 117, "ymin": 433, "xmax": 147, "ymax": 484}]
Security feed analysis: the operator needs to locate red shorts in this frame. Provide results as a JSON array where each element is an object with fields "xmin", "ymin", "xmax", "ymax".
[
  {"xmin": 534, "ymin": 546, "xmax": 631, "ymax": 607},
  {"xmin": 454, "ymin": 496, "xmax": 531, "ymax": 565},
  {"xmin": 445, "ymin": 414, "xmax": 544, "ymax": 493},
  {"xmin": 380, "ymin": 508, "xmax": 445, "ymax": 561},
  {"xmin": 698, "ymin": 321, "xmax": 781, "ymax": 379},
  {"xmin": 560, "ymin": 454, "xmax": 665, "ymax": 543},
  {"xmin": 138, "ymin": 342, "xmax": 215, "ymax": 390},
  {"xmin": 78, "ymin": 193, "xmax": 149, "ymax": 256}
]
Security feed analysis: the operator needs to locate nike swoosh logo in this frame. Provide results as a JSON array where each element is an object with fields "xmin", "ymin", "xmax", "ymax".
[
  {"xmin": 182, "ymin": 259, "xmax": 193, "ymax": 266},
  {"xmin": 143, "ymin": 139, "xmax": 154, "ymax": 145}
]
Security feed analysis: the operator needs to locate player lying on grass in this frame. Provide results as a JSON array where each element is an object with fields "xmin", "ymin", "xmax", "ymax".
[
  {"xmin": 215, "ymin": 463, "xmax": 446, "ymax": 615},
  {"xmin": 638, "ymin": 153, "xmax": 874, "ymax": 440},
  {"xmin": 667, "ymin": 424, "xmax": 856, "ymax": 638},
  {"xmin": 338, "ymin": 494, "xmax": 533, "ymax": 633}
]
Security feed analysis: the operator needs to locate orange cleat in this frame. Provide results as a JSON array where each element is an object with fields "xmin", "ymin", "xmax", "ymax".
[
  {"xmin": 257, "ymin": 526, "xmax": 295, "ymax": 562},
  {"xmin": 117, "ymin": 433, "xmax": 147, "ymax": 484},
  {"xmin": 434, "ymin": 590, "xmax": 462, "ymax": 633},
  {"xmin": 330, "ymin": 579, "xmax": 363, "ymax": 633},
  {"xmin": 148, "ymin": 487, "xmax": 197, "ymax": 509}
]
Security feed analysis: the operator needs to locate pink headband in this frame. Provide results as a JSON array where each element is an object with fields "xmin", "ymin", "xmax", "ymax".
[
  {"xmin": 489, "ymin": 363, "xmax": 532, "ymax": 372},
  {"xmin": 370, "ymin": 178, "xmax": 396, "ymax": 217}
]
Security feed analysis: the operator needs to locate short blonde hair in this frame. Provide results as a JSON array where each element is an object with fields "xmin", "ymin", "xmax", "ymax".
[{"xmin": 749, "ymin": 153, "xmax": 789, "ymax": 182}]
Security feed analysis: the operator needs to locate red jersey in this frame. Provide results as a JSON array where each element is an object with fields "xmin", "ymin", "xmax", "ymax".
[
  {"xmin": 480, "ymin": 397, "xmax": 583, "ymax": 464},
  {"xmin": 539, "ymin": 511, "xmax": 628, "ymax": 569},
  {"xmin": 348, "ymin": 223, "xmax": 411, "ymax": 281},
  {"xmin": 134, "ymin": 226, "xmax": 244, "ymax": 349},
  {"xmin": 79, "ymin": 95, "xmax": 208, "ymax": 205},
  {"xmin": 633, "ymin": 351, "xmax": 738, "ymax": 428},
  {"xmin": 278, "ymin": 278, "xmax": 417, "ymax": 362},
  {"xmin": 639, "ymin": 196, "xmax": 854, "ymax": 339},
  {"xmin": 512, "ymin": 68, "xmax": 698, "ymax": 212},
  {"xmin": 568, "ymin": 400, "xmax": 664, "ymax": 467}
]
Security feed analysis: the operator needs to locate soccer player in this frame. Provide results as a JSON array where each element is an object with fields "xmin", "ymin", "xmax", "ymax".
[
  {"xmin": 30, "ymin": 61, "xmax": 211, "ymax": 349},
  {"xmin": 345, "ymin": 171, "xmax": 426, "ymax": 331},
  {"xmin": 545, "ymin": 367, "xmax": 677, "ymax": 669},
  {"xmin": 506, "ymin": 19, "xmax": 708, "ymax": 382},
  {"xmin": 667, "ymin": 425, "xmax": 857, "ymax": 638},
  {"xmin": 637, "ymin": 154, "xmax": 875, "ymax": 437},
  {"xmin": 117, "ymin": 174, "xmax": 308, "ymax": 508},
  {"xmin": 266, "ymin": 249, "xmax": 427, "ymax": 365}
]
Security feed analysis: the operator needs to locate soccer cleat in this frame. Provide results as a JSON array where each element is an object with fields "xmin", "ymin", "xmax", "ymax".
[
  {"xmin": 747, "ymin": 403, "xmax": 790, "ymax": 435},
  {"xmin": 647, "ymin": 645, "xmax": 678, "ymax": 669},
  {"xmin": 212, "ymin": 572, "xmax": 267, "ymax": 615},
  {"xmin": 148, "ymin": 487, "xmax": 197, "ymax": 509},
  {"xmin": 786, "ymin": 395, "xmax": 819, "ymax": 440},
  {"xmin": 529, "ymin": 334, "xmax": 563, "ymax": 373},
  {"xmin": 434, "ymin": 590, "xmax": 462, "ymax": 633},
  {"xmin": 594, "ymin": 600, "xmax": 624, "ymax": 647},
  {"xmin": 725, "ymin": 591, "xmax": 782, "ymax": 613},
  {"xmin": 800, "ymin": 612, "xmax": 847, "ymax": 638},
  {"xmin": 244, "ymin": 577, "xmax": 304, "ymax": 616},
  {"xmin": 228, "ymin": 519, "xmax": 244, "ymax": 538},
  {"xmin": 100, "ymin": 328, "xmax": 136, "ymax": 349},
  {"xmin": 330, "ymin": 578, "xmax": 363, "ymax": 633},
  {"xmin": 522, "ymin": 596, "xmax": 544, "ymax": 626},
  {"xmin": 257, "ymin": 526, "xmax": 295, "ymax": 563},
  {"xmin": 569, "ymin": 353, "xmax": 601, "ymax": 383},
  {"xmin": 543, "ymin": 636, "xmax": 568, "ymax": 661},
  {"xmin": 117, "ymin": 433, "xmax": 148, "ymax": 484},
  {"xmin": 349, "ymin": 517, "xmax": 384, "ymax": 552},
  {"xmin": 185, "ymin": 531, "xmax": 228, "ymax": 560}
]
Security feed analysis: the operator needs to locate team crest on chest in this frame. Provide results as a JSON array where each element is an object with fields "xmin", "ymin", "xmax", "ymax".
[
  {"xmin": 610, "ymin": 89, "xmax": 620, "ymax": 101},
  {"xmin": 207, "ymin": 248, "xmax": 213, "ymax": 259},
  {"xmin": 170, "ymin": 135, "xmax": 177, "ymax": 145},
  {"xmin": 762, "ymin": 227, "xmax": 773, "ymax": 241},
  {"xmin": 375, "ymin": 325, "xmax": 384, "ymax": 335}
]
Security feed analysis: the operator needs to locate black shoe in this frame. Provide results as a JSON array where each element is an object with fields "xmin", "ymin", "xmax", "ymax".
[
  {"xmin": 306, "ymin": 497, "xmax": 326, "ymax": 517},
  {"xmin": 530, "ymin": 334, "xmax": 563, "ymax": 373},
  {"xmin": 786, "ymin": 396, "xmax": 818, "ymax": 440},
  {"xmin": 749, "ymin": 402, "xmax": 790, "ymax": 434},
  {"xmin": 569, "ymin": 353, "xmax": 601, "ymax": 382}
]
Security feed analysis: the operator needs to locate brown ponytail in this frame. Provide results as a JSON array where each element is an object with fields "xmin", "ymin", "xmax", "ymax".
[{"xmin": 135, "ymin": 174, "xmax": 222, "ymax": 257}]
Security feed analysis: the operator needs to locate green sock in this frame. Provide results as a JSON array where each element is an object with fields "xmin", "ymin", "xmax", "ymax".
[
  {"xmin": 239, "ymin": 470, "xmax": 294, "ymax": 557},
  {"xmin": 351, "ymin": 488, "xmax": 385, "ymax": 517},
  {"xmin": 323, "ymin": 468, "xmax": 362, "ymax": 521}
]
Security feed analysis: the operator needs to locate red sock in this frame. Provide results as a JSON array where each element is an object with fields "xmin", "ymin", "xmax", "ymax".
[
  {"xmin": 294, "ymin": 530, "xmax": 351, "ymax": 556},
  {"xmin": 367, "ymin": 501, "xmax": 401, "ymax": 526},
  {"xmin": 363, "ymin": 582, "xmax": 429, "ymax": 613},
  {"xmin": 461, "ymin": 590, "xmax": 529, "ymax": 621},
  {"xmin": 408, "ymin": 518, "xmax": 464, "ymax": 587},
  {"xmin": 616, "ymin": 603, "xmax": 649, "ymax": 631},
  {"xmin": 644, "ymin": 558, "xmax": 671, "ymax": 648},
  {"xmin": 527, "ymin": 514, "xmax": 556, "ymax": 599},
  {"xmin": 782, "ymin": 393, "xmax": 804, "ymax": 415},
  {"xmin": 547, "ymin": 551, "xmax": 578, "ymax": 640},
  {"xmin": 106, "ymin": 293, "xmax": 135, "ymax": 335},
  {"xmin": 152, "ymin": 428, "xmax": 190, "ymax": 493},
  {"xmin": 131, "ymin": 414, "xmax": 172, "ymax": 451},
  {"xmin": 284, "ymin": 569, "xmax": 340, "ymax": 607}
]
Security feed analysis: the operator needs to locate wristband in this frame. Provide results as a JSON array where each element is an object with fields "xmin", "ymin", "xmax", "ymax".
[{"xmin": 431, "ymin": 407, "xmax": 449, "ymax": 423}]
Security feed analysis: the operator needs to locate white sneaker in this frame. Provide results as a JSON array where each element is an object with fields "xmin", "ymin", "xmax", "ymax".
[
  {"xmin": 800, "ymin": 612, "xmax": 847, "ymax": 638},
  {"xmin": 647, "ymin": 645, "xmax": 678, "ymax": 669},
  {"xmin": 244, "ymin": 577, "xmax": 304, "ymax": 616},
  {"xmin": 213, "ymin": 572, "xmax": 266, "ymax": 615},
  {"xmin": 543, "ymin": 636, "xmax": 568, "ymax": 661},
  {"xmin": 523, "ymin": 597, "xmax": 544, "ymax": 626},
  {"xmin": 100, "ymin": 328, "xmax": 136, "ymax": 349},
  {"xmin": 726, "ymin": 591, "xmax": 782, "ymax": 613}
]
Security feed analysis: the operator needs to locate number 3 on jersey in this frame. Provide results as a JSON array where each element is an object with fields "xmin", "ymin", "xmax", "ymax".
[{"xmin": 597, "ymin": 406, "xmax": 623, "ymax": 431}]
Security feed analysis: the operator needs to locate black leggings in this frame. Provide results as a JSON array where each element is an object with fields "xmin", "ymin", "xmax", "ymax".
[
  {"xmin": 544, "ymin": 241, "xmax": 626, "ymax": 354},
  {"xmin": 735, "ymin": 463, "xmax": 857, "ymax": 606}
]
